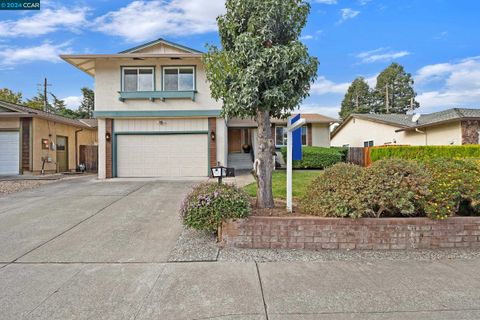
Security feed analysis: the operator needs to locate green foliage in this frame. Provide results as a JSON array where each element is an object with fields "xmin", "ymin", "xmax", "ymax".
[
  {"xmin": 364, "ymin": 160, "xmax": 430, "ymax": 218},
  {"xmin": 180, "ymin": 183, "xmax": 251, "ymax": 232},
  {"xmin": 370, "ymin": 145, "xmax": 480, "ymax": 162},
  {"xmin": 372, "ymin": 62, "xmax": 419, "ymax": 114},
  {"xmin": 339, "ymin": 77, "xmax": 372, "ymax": 119},
  {"xmin": 0, "ymin": 88, "xmax": 23, "ymax": 104},
  {"xmin": 25, "ymin": 92, "xmax": 47, "ymax": 111},
  {"xmin": 424, "ymin": 159, "xmax": 480, "ymax": 219},
  {"xmin": 203, "ymin": 0, "xmax": 319, "ymax": 119},
  {"xmin": 300, "ymin": 163, "xmax": 368, "ymax": 218},
  {"xmin": 280, "ymin": 147, "xmax": 345, "ymax": 169},
  {"xmin": 78, "ymin": 87, "xmax": 94, "ymax": 119},
  {"xmin": 300, "ymin": 159, "xmax": 480, "ymax": 219}
]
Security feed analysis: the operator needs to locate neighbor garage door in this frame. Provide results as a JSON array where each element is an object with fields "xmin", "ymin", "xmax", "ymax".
[
  {"xmin": 0, "ymin": 131, "xmax": 20, "ymax": 175},
  {"xmin": 116, "ymin": 134, "xmax": 208, "ymax": 177}
]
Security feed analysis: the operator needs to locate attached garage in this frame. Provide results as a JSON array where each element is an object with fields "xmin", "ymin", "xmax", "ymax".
[
  {"xmin": 0, "ymin": 131, "xmax": 20, "ymax": 175},
  {"xmin": 116, "ymin": 134, "xmax": 208, "ymax": 177}
]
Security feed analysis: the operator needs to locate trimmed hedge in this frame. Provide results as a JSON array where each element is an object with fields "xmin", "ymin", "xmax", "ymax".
[
  {"xmin": 280, "ymin": 147, "xmax": 346, "ymax": 169},
  {"xmin": 370, "ymin": 145, "xmax": 480, "ymax": 162}
]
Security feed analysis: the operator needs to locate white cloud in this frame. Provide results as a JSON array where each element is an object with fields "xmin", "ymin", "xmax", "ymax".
[
  {"xmin": 0, "ymin": 7, "xmax": 88, "ymax": 37},
  {"xmin": 310, "ymin": 76, "xmax": 350, "ymax": 95},
  {"xmin": 301, "ymin": 35, "xmax": 314, "ymax": 40},
  {"xmin": 0, "ymin": 42, "xmax": 72, "ymax": 68},
  {"xmin": 358, "ymin": 0, "xmax": 372, "ymax": 5},
  {"xmin": 314, "ymin": 0, "xmax": 337, "ymax": 4},
  {"xmin": 415, "ymin": 56, "xmax": 480, "ymax": 110},
  {"xmin": 356, "ymin": 47, "xmax": 410, "ymax": 63},
  {"xmin": 339, "ymin": 8, "xmax": 360, "ymax": 23},
  {"xmin": 62, "ymin": 96, "xmax": 82, "ymax": 110},
  {"xmin": 94, "ymin": 0, "xmax": 226, "ymax": 42}
]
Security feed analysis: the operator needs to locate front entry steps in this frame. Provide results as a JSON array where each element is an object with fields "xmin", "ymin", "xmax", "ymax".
[{"xmin": 228, "ymin": 153, "xmax": 253, "ymax": 171}]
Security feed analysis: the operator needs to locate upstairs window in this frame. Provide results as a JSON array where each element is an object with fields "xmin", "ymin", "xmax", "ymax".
[
  {"xmin": 364, "ymin": 140, "xmax": 374, "ymax": 147},
  {"xmin": 122, "ymin": 67, "xmax": 154, "ymax": 92},
  {"xmin": 163, "ymin": 67, "xmax": 195, "ymax": 91}
]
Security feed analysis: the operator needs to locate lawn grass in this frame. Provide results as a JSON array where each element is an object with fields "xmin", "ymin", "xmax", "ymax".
[{"xmin": 244, "ymin": 170, "xmax": 322, "ymax": 200}]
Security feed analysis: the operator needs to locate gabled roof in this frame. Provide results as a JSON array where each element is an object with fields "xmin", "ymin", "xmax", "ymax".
[
  {"xmin": 61, "ymin": 38, "xmax": 203, "ymax": 76},
  {"xmin": 227, "ymin": 113, "xmax": 338, "ymax": 127},
  {"xmin": 0, "ymin": 100, "xmax": 96, "ymax": 129},
  {"xmin": 331, "ymin": 108, "xmax": 480, "ymax": 137},
  {"xmin": 119, "ymin": 38, "xmax": 203, "ymax": 54}
]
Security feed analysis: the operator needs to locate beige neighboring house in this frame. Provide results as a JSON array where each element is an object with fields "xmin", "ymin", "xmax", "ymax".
[
  {"xmin": 331, "ymin": 108, "xmax": 480, "ymax": 147},
  {"xmin": 0, "ymin": 100, "xmax": 98, "ymax": 175},
  {"xmin": 61, "ymin": 38, "xmax": 336, "ymax": 178}
]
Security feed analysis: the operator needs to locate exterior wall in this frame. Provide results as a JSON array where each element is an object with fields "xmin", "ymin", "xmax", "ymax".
[
  {"xmin": 94, "ymin": 58, "xmax": 221, "ymax": 112},
  {"xmin": 311, "ymin": 124, "xmax": 330, "ymax": 147},
  {"xmin": 114, "ymin": 118, "xmax": 208, "ymax": 132},
  {"xmin": 330, "ymin": 117, "xmax": 460, "ymax": 147},
  {"xmin": 31, "ymin": 118, "xmax": 97, "ymax": 173},
  {"xmin": 133, "ymin": 43, "xmax": 187, "ymax": 54},
  {"xmin": 221, "ymin": 216, "xmax": 480, "ymax": 250},
  {"xmin": 98, "ymin": 119, "xmax": 106, "ymax": 179},
  {"xmin": 461, "ymin": 120, "xmax": 480, "ymax": 144},
  {"xmin": 424, "ymin": 122, "xmax": 462, "ymax": 145},
  {"xmin": 0, "ymin": 118, "xmax": 20, "ymax": 129}
]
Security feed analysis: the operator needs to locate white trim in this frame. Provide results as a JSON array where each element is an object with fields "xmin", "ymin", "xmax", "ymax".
[
  {"xmin": 162, "ymin": 66, "xmax": 195, "ymax": 91},
  {"xmin": 122, "ymin": 67, "xmax": 154, "ymax": 92}
]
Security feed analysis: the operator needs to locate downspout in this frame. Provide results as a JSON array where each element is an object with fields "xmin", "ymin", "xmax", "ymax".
[{"xmin": 75, "ymin": 129, "xmax": 83, "ymax": 169}]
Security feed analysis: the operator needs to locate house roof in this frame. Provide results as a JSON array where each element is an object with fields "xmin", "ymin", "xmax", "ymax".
[
  {"xmin": 0, "ymin": 100, "xmax": 96, "ymax": 129},
  {"xmin": 119, "ymin": 38, "xmax": 203, "ymax": 54},
  {"xmin": 227, "ymin": 113, "xmax": 338, "ymax": 127},
  {"xmin": 61, "ymin": 39, "xmax": 203, "ymax": 76},
  {"xmin": 331, "ymin": 108, "xmax": 480, "ymax": 138}
]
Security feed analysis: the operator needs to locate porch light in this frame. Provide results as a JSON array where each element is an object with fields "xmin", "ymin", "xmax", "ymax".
[
  {"xmin": 211, "ymin": 131, "xmax": 216, "ymax": 141},
  {"xmin": 105, "ymin": 132, "xmax": 111, "ymax": 142}
]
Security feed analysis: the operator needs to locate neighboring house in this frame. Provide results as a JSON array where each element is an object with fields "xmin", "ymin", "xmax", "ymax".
[
  {"xmin": 331, "ymin": 108, "xmax": 480, "ymax": 147},
  {"xmin": 61, "ymin": 39, "xmax": 335, "ymax": 178},
  {"xmin": 0, "ymin": 100, "xmax": 98, "ymax": 175}
]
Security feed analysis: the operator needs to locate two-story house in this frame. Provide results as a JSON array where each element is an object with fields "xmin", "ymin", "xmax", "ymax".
[{"xmin": 62, "ymin": 39, "xmax": 336, "ymax": 178}]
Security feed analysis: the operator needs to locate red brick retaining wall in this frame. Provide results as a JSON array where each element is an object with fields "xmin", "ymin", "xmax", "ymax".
[{"xmin": 220, "ymin": 216, "xmax": 480, "ymax": 250}]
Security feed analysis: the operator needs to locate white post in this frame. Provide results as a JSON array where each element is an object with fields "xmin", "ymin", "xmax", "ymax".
[
  {"xmin": 286, "ymin": 117, "xmax": 306, "ymax": 213},
  {"xmin": 287, "ymin": 117, "xmax": 293, "ymax": 212}
]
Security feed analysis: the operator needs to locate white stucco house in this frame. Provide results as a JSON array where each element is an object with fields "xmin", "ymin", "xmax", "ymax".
[
  {"xmin": 331, "ymin": 109, "xmax": 480, "ymax": 148},
  {"xmin": 62, "ymin": 39, "xmax": 336, "ymax": 178}
]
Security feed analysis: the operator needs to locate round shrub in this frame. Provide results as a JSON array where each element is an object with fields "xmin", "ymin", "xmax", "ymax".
[
  {"xmin": 364, "ymin": 159, "xmax": 431, "ymax": 218},
  {"xmin": 300, "ymin": 163, "xmax": 368, "ymax": 218},
  {"xmin": 424, "ymin": 158, "xmax": 480, "ymax": 219},
  {"xmin": 180, "ymin": 182, "xmax": 250, "ymax": 232}
]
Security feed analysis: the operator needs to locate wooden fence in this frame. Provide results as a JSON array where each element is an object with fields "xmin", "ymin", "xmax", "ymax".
[
  {"xmin": 79, "ymin": 145, "xmax": 98, "ymax": 172},
  {"xmin": 347, "ymin": 145, "xmax": 411, "ymax": 167}
]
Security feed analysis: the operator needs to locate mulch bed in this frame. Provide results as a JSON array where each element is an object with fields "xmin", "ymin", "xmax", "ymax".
[{"xmin": 249, "ymin": 198, "xmax": 309, "ymax": 217}]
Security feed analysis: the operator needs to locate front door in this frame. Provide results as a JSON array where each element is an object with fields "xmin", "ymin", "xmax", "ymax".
[
  {"xmin": 228, "ymin": 128, "xmax": 242, "ymax": 153},
  {"xmin": 56, "ymin": 136, "xmax": 68, "ymax": 172}
]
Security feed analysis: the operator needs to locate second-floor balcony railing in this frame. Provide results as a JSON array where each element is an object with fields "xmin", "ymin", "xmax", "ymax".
[{"xmin": 118, "ymin": 90, "xmax": 196, "ymax": 102}]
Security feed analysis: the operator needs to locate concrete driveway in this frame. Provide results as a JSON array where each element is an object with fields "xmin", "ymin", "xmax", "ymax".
[{"xmin": 1, "ymin": 177, "xmax": 480, "ymax": 319}]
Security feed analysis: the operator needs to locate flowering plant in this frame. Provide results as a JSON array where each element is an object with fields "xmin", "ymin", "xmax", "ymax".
[{"xmin": 180, "ymin": 182, "xmax": 250, "ymax": 232}]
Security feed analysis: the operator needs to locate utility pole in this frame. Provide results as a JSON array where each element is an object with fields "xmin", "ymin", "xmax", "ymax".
[
  {"xmin": 355, "ymin": 93, "xmax": 359, "ymax": 111},
  {"xmin": 37, "ymin": 78, "xmax": 51, "ymax": 112},
  {"xmin": 385, "ymin": 84, "xmax": 389, "ymax": 113}
]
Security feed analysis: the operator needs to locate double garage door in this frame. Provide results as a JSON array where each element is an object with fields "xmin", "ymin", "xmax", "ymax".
[
  {"xmin": 0, "ymin": 131, "xmax": 20, "ymax": 175},
  {"xmin": 116, "ymin": 134, "xmax": 208, "ymax": 177}
]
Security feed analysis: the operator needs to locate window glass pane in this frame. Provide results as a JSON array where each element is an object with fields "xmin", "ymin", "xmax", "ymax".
[
  {"xmin": 138, "ymin": 69, "xmax": 153, "ymax": 91},
  {"xmin": 178, "ymin": 68, "xmax": 194, "ymax": 90},
  {"xmin": 123, "ymin": 69, "xmax": 137, "ymax": 91},
  {"xmin": 275, "ymin": 127, "xmax": 284, "ymax": 146},
  {"xmin": 164, "ymin": 69, "xmax": 178, "ymax": 91},
  {"xmin": 301, "ymin": 126, "xmax": 307, "ymax": 145}
]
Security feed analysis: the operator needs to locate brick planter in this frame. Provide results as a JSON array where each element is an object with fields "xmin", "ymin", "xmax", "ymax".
[{"xmin": 220, "ymin": 216, "xmax": 480, "ymax": 250}]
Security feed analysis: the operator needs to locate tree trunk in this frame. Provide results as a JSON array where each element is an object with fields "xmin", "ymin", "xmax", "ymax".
[{"xmin": 255, "ymin": 110, "xmax": 275, "ymax": 208}]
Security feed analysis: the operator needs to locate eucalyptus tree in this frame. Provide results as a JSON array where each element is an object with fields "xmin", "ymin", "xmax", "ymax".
[
  {"xmin": 339, "ymin": 77, "xmax": 372, "ymax": 119},
  {"xmin": 204, "ymin": 0, "xmax": 318, "ymax": 208}
]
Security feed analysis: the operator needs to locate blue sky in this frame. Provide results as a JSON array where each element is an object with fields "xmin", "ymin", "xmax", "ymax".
[{"xmin": 0, "ymin": 0, "xmax": 479, "ymax": 118}]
